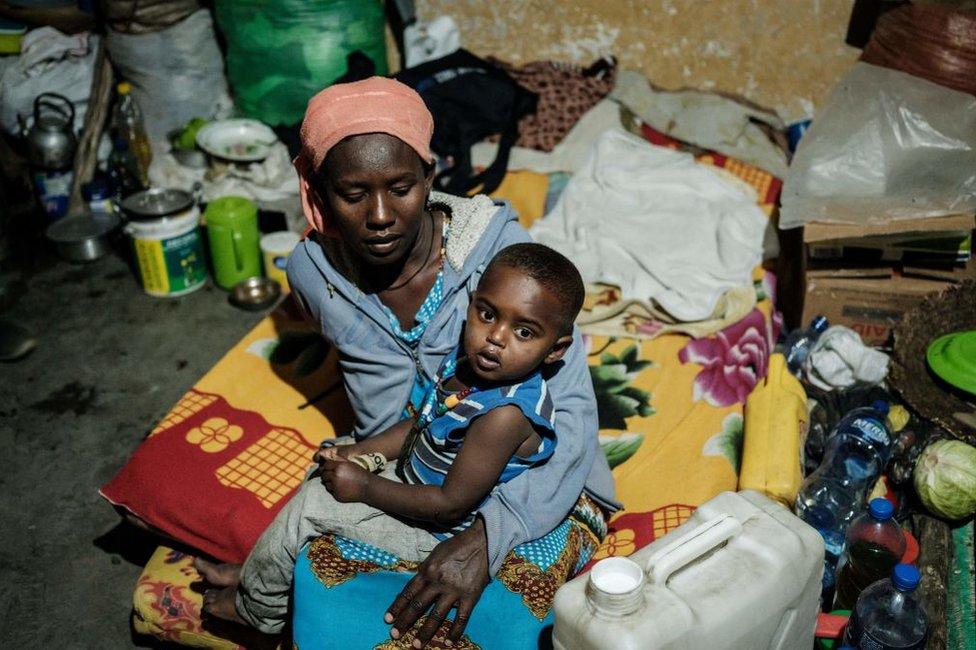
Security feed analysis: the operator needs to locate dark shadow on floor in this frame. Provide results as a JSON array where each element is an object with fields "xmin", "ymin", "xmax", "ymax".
[{"xmin": 93, "ymin": 520, "xmax": 163, "ymax": 568}]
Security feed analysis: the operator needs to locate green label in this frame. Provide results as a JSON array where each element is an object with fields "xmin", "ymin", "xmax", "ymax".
[{"xmin": 161, "ymin": 230, "xmax": 206, "ymax": 293}]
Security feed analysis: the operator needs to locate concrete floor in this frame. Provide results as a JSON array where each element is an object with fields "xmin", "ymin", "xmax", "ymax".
[{"xmin": 0, "ymin": 247, "xmax": 264, "ymax": 647}]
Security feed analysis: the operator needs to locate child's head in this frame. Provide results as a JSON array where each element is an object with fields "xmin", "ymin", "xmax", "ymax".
[{"xmin": 464, "ymin": 243, "xmax": 584, "ymax": 382}]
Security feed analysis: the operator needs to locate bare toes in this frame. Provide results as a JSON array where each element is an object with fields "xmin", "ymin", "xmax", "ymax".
[
  {"xmin": 201, "ymin": 587, "xmax": 247, "ymax": 626},
  {"xmin": 193, "ymin": 557, "xmax": 242, "ymax": 587}
]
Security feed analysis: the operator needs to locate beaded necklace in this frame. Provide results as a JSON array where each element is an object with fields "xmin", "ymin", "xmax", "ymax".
[
  {"xmin": 416, "ymin": 356, "xmax": 481, "ymax": 428},
  {"xmin": 397, "ymin": 355, "xmax": 480, "ymax": 476},
  {"xmin": 383, "ymin": 213, "xmax": 451, "ymax": 346}
]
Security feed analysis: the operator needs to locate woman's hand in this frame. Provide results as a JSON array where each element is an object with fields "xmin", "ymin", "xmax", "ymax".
[
  {"xmin": 385, "ymin": 518, "xmax": 490, "ymax": 648},
  {"xmin": 319, "ymin": 459, "xmax": 371, "ymax": 503}
]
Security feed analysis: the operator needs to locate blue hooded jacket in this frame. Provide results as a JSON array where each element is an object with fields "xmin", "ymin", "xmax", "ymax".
[{"xmin": 287, "ymin": 192, "xmax": 617, "ymax": 574}]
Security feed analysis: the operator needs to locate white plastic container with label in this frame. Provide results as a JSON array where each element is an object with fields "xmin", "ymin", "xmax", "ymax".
[{"xmin": 552, "ymin": 490, "xmax": 824, "ymax": 650}]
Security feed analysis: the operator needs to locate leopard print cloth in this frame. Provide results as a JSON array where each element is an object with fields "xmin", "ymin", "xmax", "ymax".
[{"xmin": 487, "ymin": 56, "xmax": 617, "ymax": 153}]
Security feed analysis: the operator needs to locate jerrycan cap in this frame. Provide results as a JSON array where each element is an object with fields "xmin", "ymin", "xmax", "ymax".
[
  {"xmin": 892, "ymin": 563, "xmax": 920, "ymax": 591},
  {"xmin": 868, "ymin": 498, "xmax": 894, "ymax": 521}
]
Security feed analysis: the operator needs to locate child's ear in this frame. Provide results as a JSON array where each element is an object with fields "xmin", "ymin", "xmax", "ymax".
[{"xmin": 544, "ymin": 334, "xmax": 574, "ymax": 364}]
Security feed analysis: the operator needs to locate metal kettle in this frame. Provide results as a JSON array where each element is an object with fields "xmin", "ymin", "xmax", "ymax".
[{"xmin": 20, "ymin": 93, "xmax": 77, "ymax": 170}]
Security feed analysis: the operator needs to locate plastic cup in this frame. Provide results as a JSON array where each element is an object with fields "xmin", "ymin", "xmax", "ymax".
[{"xmin": 260, "ymin": 231, "xmax": 301, "ymax": 291}]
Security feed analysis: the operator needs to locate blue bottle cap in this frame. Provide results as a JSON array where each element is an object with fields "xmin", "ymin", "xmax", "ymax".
[
  {"xmin": 837, "ymin": 647, "xmax": 856, "ymax": 650},
  {"xmin": 871, "ymin": 400, "xmax": 890, "ymax": 416},
  {"xmin": 811, "ymin": 315, "xmax": 829, "ymax": 333},
  {"xmin": 868, "ymin": 497, "xmax": 894, "ymax": 520},
  {"xmin": 892, "ymin": 563, "xmax": 920, "ymax": 591}
]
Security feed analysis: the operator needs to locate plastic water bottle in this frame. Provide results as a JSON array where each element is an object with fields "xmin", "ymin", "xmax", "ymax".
[
  {"xmin": 833, "ymin": 498, "xmax": 906, "ymax": 610},
  {"xmin": 795, "ymin": 400, "xmax": 893, "ymax": 595},
  {"xmin": 843, "ymin": 564, "xmax": 927, "ymax": 649},
  {"xmin": 783, "ymin": 315, "xmax": 829, "ymax": 375},
  {"xmin": 113, "ymin": 82, "xmax": 152, "ymax": 186}
]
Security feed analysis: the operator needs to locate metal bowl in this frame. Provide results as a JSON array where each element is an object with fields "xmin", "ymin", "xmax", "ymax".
[
  {"xmin": 45, "ymin": 211, "xmax": 121, "ymax": 263},
  {"xmin": 229, "ymin": 276, "xmax": 281, "ymax": 311}
]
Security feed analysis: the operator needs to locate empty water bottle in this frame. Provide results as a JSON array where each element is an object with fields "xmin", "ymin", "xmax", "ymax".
[
  {"xmin": 843, "ymin": 564, "xmax": 927, "ymax": 649},
  {"xmin": 783, "ymin": 315, "xmax": 829, "ymax": 375},
  {"xmin": 833, "ymin": 498, "xmax": 906, "ymax": 610},
  {"xmin": 795, "ymin": 400, "xmax": 893, "ymax": 596}
]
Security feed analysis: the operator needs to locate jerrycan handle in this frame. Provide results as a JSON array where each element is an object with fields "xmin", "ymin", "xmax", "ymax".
[{"xmin": 645, "ymin": 515, "xmax": 742, "ymax": 586}]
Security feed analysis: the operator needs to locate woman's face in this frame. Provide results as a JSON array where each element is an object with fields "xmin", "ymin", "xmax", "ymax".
[{"xmin": 317, "ymin": 133, "xmax": 434, "ymax": 266}]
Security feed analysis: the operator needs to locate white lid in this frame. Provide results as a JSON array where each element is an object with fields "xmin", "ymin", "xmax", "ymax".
[{"xmin": 260, "ymin": 230, "xmax": 301, "ymax": 253}]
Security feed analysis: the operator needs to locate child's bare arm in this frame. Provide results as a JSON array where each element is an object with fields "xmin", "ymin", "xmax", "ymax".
[
  {"xmin": 321, "ymin": 406, "xmax": 538, "ymax": 527},
  {"xmin": 315, "ymin": 418, "xmax": 414, "ymax": 463}
]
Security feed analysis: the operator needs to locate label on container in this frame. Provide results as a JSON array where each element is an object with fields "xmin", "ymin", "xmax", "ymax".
[
  {"xmin": 845, "ymin": 611, "xmax": 926, "ymax": 650},
  {"xmin": 133, "ymin": 229, "xmax": 206, "ymax": 296},
  {"xmin": 33, "ymin": 169, "xmax": 73, "ymax": 220},
  {"xmin": 851, "ymin": 418, "xmax": 890, "ymax": 448}
]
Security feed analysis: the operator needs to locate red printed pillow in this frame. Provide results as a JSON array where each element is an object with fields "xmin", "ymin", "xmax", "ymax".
[{"xmin": 101, "ymin": 389, "xmax": 318, "ymax": 563}]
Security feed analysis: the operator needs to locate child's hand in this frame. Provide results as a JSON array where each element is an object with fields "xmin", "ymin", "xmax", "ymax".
[
  {"xmin": 320, "ymin": 459, "xmax": 371, "ymax": 503},
  {"xmin": 313, "ymin": 446, "xmax": 349, "ymax": 464}
]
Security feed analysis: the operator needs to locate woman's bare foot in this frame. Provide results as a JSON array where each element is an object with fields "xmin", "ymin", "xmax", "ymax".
[
  {"xmin": 202, "ymin": 586, "xmax": 247, "ymax": 625},
  {"xmin": 193, "ymin": 557, "xmax": 242, "ymax": 587}
]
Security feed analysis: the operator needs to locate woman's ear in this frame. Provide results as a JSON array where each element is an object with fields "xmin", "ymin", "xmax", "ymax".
[
  {"xmin": 423, "ymin": 160, "xmax": 436, "ymax": 194},
  {"xmin": 544, "ymin": 334, "xmax": 574, "ymax": 364}
]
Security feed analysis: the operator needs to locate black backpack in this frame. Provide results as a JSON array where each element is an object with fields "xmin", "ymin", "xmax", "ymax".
[{"xmin": 395, "ymin": 49, "xmax": 537, "ymax": 196}]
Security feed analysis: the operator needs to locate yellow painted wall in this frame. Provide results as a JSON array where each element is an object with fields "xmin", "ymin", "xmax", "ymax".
[{"xmin": 414, "ymin": 0, "xmax": 861, "ymax": 122}]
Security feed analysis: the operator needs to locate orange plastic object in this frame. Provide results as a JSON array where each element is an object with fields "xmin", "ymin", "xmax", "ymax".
[{"xmin": 815, "ymin": 612, "xmax": 849, "ymax": 639}]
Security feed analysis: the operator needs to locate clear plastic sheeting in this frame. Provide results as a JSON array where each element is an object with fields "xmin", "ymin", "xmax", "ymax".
[{"xmin": 780, "ymin": 63, "xmax": 976, "ymax": 229}]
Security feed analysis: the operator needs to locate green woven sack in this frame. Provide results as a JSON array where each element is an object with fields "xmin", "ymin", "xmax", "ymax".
[{"xmin": 214, "ymin": 0, "xmax": 387, "ymax": 125}]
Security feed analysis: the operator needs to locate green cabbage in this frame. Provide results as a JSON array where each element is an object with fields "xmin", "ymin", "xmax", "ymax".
[{"xmin": 914, "ymin": 439, "xmax": 976, "ymax": 520}]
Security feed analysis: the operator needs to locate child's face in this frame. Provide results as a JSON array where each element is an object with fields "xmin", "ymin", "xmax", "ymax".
[{"xmin": 463, "ymin": 264, "xmax": 573, "ymax": 383}]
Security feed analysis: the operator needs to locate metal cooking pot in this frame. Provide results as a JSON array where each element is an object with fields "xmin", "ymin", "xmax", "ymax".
[
  {"xmin": 45, "ymin": 212, "xmax": 122, "ymax": 263},
  {"xmin": 20, "ymin": 93, "xmax": 77, "ymax": 170}
]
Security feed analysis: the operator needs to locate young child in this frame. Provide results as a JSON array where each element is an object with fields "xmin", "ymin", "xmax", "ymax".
[{"xmin": 195, "ymin": 242, "xmax": 586, "ymax": 633}]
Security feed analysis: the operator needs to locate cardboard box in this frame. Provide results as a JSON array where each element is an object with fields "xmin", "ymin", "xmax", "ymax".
[
  {"xmin": 802, "ymin": 214, "xmax": 976, "ymax": 243},
  {"xmin": 802, "ymin": 274, "xmax": 957, "ymax": 347},
  {"xmin": 797, "ymin": 214, "xmax": 975, "ymax": 347}
]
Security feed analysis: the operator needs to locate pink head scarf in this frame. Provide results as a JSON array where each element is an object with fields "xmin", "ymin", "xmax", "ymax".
[{"xmin": 295, "ymin": 77, "xmax": 435, "ymax": 236}]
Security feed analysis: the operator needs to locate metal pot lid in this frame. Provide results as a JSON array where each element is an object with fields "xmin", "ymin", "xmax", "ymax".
[
  {"xmin": 120, "ymin": 187, "xmax": 195, "ymax": 219},
  {"xmin": 46, "ymin": 212, "xmax": 121, "ymax": 243}
]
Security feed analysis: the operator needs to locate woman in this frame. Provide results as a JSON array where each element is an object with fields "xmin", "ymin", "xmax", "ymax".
[{"xmin": 287, "ymin": 77, "xmax": 616, "ymax": 646}]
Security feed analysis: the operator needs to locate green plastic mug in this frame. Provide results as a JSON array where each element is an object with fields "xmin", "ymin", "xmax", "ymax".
[{"xmin": 205, "ymin": 196, "xmax": 261, "ymax": 290}]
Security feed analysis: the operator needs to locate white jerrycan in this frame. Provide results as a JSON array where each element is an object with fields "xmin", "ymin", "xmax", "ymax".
[{"xmin": 552, "ymin": 490, "xmax": 824, "ymax": 650}]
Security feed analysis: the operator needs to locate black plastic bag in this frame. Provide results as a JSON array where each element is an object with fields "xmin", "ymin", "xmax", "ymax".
[{"xmin": 395, "ymin": 49, "xmax": 537, "ymax": 196}]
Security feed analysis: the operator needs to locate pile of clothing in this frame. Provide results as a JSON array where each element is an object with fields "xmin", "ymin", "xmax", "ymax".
[{"xmin": 390, "ymin": 47, "xmax": 787, "ymax": 342}]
